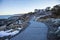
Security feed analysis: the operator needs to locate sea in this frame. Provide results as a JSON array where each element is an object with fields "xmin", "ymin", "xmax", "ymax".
[{"xmin": 0, "ymin": 15, "xmax": 12, "ymax": 19}]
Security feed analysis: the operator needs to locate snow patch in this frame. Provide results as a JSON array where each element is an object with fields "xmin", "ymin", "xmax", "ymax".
[{"xmin": 0, "ymin": 28, "xmax": 22, "ymax": 37}]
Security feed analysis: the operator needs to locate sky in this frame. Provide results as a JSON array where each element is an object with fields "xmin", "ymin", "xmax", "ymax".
[{"xmin": 0, "ymin": 0, "xmax": 60, "ymax": 15}]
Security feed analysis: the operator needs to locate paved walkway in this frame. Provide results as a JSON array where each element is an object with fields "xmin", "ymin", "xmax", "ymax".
[{"xmin": 11, "ymin": 19, "xmax": 48, "ymax": 40}]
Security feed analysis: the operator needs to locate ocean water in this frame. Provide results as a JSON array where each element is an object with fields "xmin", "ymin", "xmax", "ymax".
[
  {"xmin": 0, "ymin": 14, "xmax": 22, "ymax": 19},
  {"xmin": 0, "ymin": 15, "xmax": 12, "ymax": 19}
]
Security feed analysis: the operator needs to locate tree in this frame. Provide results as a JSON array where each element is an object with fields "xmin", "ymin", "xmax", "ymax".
[
  {"xmin": 51, "ymin": 4, "xmax": 60, "ymax": 16},
  {"xmin": 28, "ymin": 12, "xmax": 34, "ymax": 15},
  {"xmin": 45, "ymin": 7, "xmax": 51, "ymax": 12}
]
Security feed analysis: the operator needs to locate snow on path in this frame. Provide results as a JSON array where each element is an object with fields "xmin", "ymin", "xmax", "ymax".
[{"xmin": 11, "ymin": 19, "xmax": 48, "ymax": 40}]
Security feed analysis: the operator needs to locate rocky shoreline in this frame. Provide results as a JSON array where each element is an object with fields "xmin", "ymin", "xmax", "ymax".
[{"xmin": 0, "ymin": 14, "xmax": 32, "ymax": 40}]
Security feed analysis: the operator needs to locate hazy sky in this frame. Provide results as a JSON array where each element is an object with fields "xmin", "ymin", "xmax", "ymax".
[{"xmin": 0, "ymin": 0, "xmax": 60, "ymax": 15}]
